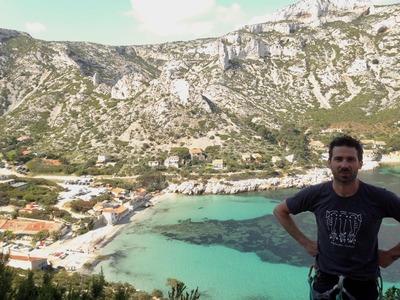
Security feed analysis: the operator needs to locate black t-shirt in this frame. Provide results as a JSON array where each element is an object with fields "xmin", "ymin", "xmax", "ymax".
[{"xmin": 286, "ymin": 180, "xmax": 400, "ymax": 280}]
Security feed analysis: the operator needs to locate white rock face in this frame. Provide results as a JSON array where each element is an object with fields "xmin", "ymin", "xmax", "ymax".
[
  {"xmin": 50, "ymin": 44, "xmax": 80, "ymax": 69},
  {"xmin": 166, "ymin": 168, "xmax": 333, "ymax": 195},
  {"xmin": 111, "ymin": 73, "xmax": 147, "ymax": 99},
  {"xmin": 1, "ymin": 0, "xmax": 399, "ymax": 162},
  {"xmin": 93, "ymin": 72, "xmax": 99, "ymax": 86},
  {"xmin": 187, "ymin": 41, "xmax": 219, "ymax": 56},
  {"xmin": 218, "ymin": 43, "xmax": 230, "ymax": 70},
  {"xmin": 347, "ymin": 59, "xmax": 368, "ymax": 74},
  {"xmin": 273, "ymin": 0, "xmax": 373, "ymax": 23},
  {"xmin": 243, "ymin": 0, "xmax": 373, "ymax": 34},
  {"xmin": 171, "ymin": 79, "xmax": 190, "ymax": 104},
  {"xmin": 216, "ymin": 34, "xmax": 272, "ymax": 70}
]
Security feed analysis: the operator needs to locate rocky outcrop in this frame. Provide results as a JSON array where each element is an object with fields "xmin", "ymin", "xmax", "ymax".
[
  {"xmin": 166, "ymin": 168, "xmax": 332, "ymax": 195},
  {"xmin": 0, "ymin": 1, "xmax": 399, "ymax": 162},
  {"xmin": 271, "ymin": 0, "xmax": 373, "ymax": 25},
  {"xmin": 243, "ymin": 0, "xmax": 374, "ymax": 35},
  {"xmin": 0, "ymin": 28, "xmax": 30, "ymax": 42}
]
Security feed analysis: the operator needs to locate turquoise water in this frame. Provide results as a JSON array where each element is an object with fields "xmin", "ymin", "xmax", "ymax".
[{"xmin": 95, "ymin": 165, "xmax": 400, "ymax": 299}]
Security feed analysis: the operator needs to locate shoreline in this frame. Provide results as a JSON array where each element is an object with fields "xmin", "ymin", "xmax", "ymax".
[
  {"xmin": 4, "ymin": 162, "xmax": 400, "ymax": 273},
  {"xmin": 84, "ymin": 163, "xmax": 400, "ymax": 270},
  {"xmin": 31, "ymin": 192, "xmax": 177, "ymax": 272}
]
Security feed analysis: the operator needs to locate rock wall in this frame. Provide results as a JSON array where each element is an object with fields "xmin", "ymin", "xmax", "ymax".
[{"xmin": 166, "ymin": 168, "xmax": 332, "ymax": 195}]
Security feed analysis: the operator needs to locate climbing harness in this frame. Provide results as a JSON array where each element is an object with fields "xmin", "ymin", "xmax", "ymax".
[{"xmin": 308, "ymin": 264, "xmax": 383, "ymax": 300}]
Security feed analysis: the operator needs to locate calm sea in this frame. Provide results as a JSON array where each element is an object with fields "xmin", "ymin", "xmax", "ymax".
[{"xmin": 94, "ymin": 165, "xmax": 400, "ymax": 300}]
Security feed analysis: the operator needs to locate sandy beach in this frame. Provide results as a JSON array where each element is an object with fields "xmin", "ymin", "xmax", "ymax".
[
  {"xmin": 3, "ymin": 158, "xmax": 399, "ymax": 273},
  {"xmin": 27, "ymin": 192, "xmax": 176, "ymax": 272}
]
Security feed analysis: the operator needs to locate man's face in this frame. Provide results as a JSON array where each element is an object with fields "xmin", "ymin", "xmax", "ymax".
[{"xmin": 328, "ymin": 146, "xmax": 363, "ymax": 184}]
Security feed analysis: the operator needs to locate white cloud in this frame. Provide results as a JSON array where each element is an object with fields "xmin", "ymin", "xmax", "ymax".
[
  {"xmin": 216, "ymin": 3, "xmax": 245, "ymax": 27},
  {"xmin": 127, "ymin": 0, "xmax": 246, "ymax": 39},
  {"xmin": 25, "ymin": 22, "xmax": 47, "ymax": 34}
]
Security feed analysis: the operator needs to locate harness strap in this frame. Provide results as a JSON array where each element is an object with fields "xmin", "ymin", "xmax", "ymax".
[
  {"xmin": 310, "ymin": 275, "xmax": 356, "ymax": 300},
  {"xmin": 308, "ymin": 265, "xmax": 378, "ymax": 300},
  {"xmin": 376, "ymin": 275, "xmax": 383, "ymax": 300}
]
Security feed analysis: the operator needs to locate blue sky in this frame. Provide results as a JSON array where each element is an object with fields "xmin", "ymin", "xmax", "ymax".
[{"xmin": 0, "ymin": 0, "xmax": 398, "ymax": 46}]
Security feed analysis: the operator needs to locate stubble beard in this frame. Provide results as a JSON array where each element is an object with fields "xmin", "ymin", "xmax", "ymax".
[{"xmin": 333, "ymin": 168, "xmax": 358, "ymax": 185}]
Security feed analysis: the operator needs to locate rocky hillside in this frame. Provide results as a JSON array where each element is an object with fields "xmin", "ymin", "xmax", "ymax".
[{"xmin": 0, "ymin": 0, "xmax": 399, "ymax": 163}]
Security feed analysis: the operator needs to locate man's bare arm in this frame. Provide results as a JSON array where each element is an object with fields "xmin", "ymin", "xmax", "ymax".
[
  {"xmin": 379, "ymin": 243, "xmax": 400, "ymax": 268},
  {"xmin": 273, "ymin": 200, "xmax": 318, "ymax": 257}
]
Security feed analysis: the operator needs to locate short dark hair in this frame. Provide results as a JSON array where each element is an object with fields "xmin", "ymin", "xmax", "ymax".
[{"xmin": 328, "ymin": 135, "xmax": 363, "ymax": 161}]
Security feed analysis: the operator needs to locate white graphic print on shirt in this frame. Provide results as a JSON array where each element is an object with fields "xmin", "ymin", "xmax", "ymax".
[{"xmin": 326, "ymin": 210, "xmax": 362, "ymax": 247}]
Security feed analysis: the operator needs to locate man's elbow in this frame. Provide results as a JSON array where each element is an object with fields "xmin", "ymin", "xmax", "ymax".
[
  {"xmin": 273, "ymin": 205, "xmax": 280, "ymax": 217},
  {"xmin": 273, "ymin": 201, "xmax": 288, "ymax": 218}
]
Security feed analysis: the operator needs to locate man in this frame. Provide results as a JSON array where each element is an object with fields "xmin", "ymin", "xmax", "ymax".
[{"xmin": 273, "ymin": 135, "xmax": 400, "ymax": 300}]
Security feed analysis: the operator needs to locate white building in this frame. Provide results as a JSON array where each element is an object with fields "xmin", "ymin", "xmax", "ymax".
[
  {"xmin": 8, "ymin": 254, "xmax": 48, "ymax": 270},
  {"xmin": 148, "ymin": 161, "xmax": 159, "ymax": 167},
  {"xmin": 96, "ymin": 155, "xmax": 109, "ymax": 165},
  {"xmin": 102, "ymin": 206, "xmax": 130, "ymax": 226},
  {"xmin": 212, "ymin": 159, "xmax": 225, "ymax": 170},
  {"xmin": 164, "ymin": 156, "xmax": 180, "ymax": 168}
]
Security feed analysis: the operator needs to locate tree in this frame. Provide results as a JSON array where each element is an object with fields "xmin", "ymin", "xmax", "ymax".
[
  {"xmin": 14, "ymin": 270, "xmax": 37, "ymax": 300},
  {"xmin": 64, "ymin": 285, "xmax": 85, "ymax": 300},
  {"xmin": 113, "ymin": 285, "xmax": 129, "ymax": 300},
  {"xmin": 2, "ymin": 230, "xmax": 15, "ymax": 242},
  {"xmin": 50, "ymin": 230, "xmax": 61, "ymax": 241},
  {"xmin": 170, "ymin": 147, "xmax": 190, "ymax": 160},
  {"xmin": 136, "ymin": 173, "xmax": 168, "ymax": 192},
  {"xmin": 37, "ymin": 271, "xmax": 64, "ymax": 300},
  {"xmin": 5, "ymin": 149, "xmax": 20, "ymax": 162},
  {"xmin": 167, "ymin": 279, "xmax": 201, "ymax": 300},
  {"xmin": 91, "ymin": 267, "xmax": 105, "ymax": 299},
  {"xmin": 0, "ymin": 254, "xmax": 14, "ymax": 300},
  {"xmin": 150, "ymin": 289, "xmax": 163, "ymax": 299},
  {"xmin": 32, "ymin": 230, "xmax": 50, "ymax": 245},
  {"xmin": 384, "ymin": 286, "xmax": 400, "ymax": 300}
]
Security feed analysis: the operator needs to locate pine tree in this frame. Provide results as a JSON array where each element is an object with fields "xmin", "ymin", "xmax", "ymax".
[
  {"xmin": 37, "ymin": 271, "xmax": 64, "ymax": 300},
  {"xmin": 90, "ymin": 267, "xmax": 105, "ymax": 299},
  {"xmin": 0, "ymin": 253, "xmax": 14, "ymax": 300},
  {"xmin": 14, "ymin": 270, "xmax": 37, "ymax": 300}
]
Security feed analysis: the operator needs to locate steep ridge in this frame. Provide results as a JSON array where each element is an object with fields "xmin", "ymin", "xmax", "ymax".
[{"xmin": 0, "ymin": 0, "xmax": 399, "ymax": 163}]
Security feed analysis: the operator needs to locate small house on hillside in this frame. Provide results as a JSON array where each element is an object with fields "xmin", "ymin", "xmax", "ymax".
[
  {"xmin": 96, "ymin": 155, "xmax": 109, "ymax": 165},
  {"xmin": 242, "ymin": 153, "xmax": 251, "ymax": 163},
  {"xmin": 148, "ymin": 161, "xmax": 159, "ymax": 167},
  {"xmin": 190, "ymin": 148, "xmax": 206, "ymax": 160},
  {"xmin": 212, "ymin": 159, "xmax": 225, "ymax": 170},
  {"xmin": 321, "ymin": 127, "xmax": 344, "ymax": 133},
  {"xmin": 164, "ymin": 156, "xmax": 180, "ymax": 168}
]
